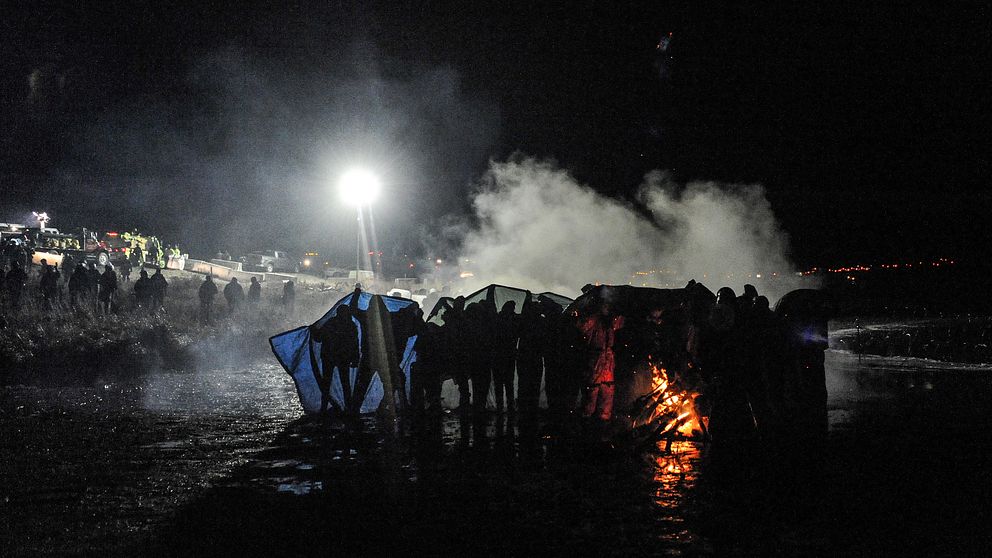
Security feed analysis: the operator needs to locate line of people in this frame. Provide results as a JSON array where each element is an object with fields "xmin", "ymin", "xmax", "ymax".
[
  {"xmin": 196, "ymin": 274, "xmax": 295, "ymax": 323},
  {"xmin": 410, "ymin": 295, "xmax": 574, "ymax": 417},
  {"xmin": 0, "ymin": 258, "xmax": 169, "ymax": 315}
]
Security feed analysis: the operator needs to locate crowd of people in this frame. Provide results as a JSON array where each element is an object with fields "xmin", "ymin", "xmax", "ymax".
[
  {"xmin": 306, "ymin": 281, "xmax": 832, "ymax": 449},
  {"xmin": 0, "ymin": 245, "xmax": 305, "ymax": 323},
  {"xmin": 0, "ymin": 257, "xmax": 171, "ymax": 315}
]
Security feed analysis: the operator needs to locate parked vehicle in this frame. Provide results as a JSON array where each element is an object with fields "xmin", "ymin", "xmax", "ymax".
[{"xmin": 242, "ymin": 250, "xmax": 300, "ymax": 273}]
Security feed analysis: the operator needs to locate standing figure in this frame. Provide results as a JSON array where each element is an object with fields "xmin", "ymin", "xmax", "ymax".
[
  {"xmin": 68, "ymin": 264, "xmax": 89, "ymax": 308},
  {"xmin": 310, "ymin": 305, "xmax": 360, "ymax": 413},
  {"xmin": 5, "ymin": 261, "xmax": 27, "ymax": 310},
  {"xmin": 464, "ymin": 302, "xmax": 495, "ymax": 414},
  {"xmin": 411, "ymin": 321, "xmax": 442, "ymax": 415},
  {"xmin": 39, "ymin": 264, "xmax": 60, "ymax": 307},
  {"xmin": 517, "ymin": 300, "xmax": 547, "ymax": 414},
  {"xmin": 119, "ymin": 257, "xmax": 132, "ymax": 283},
  {"xmin": 198, "ymin": 275, "xmax": 218, "ymax": 323},
  {"xmin": 492, "ymin": 301, "xmax": 519, "ymax": 414},
  {"xmin": 98, "ymin": 264, "xmax": 118, "ymax": 314},
  {"xmin": 247, "ymin": 277, "xmax": 261, "ymax": 305},
  {"xmin": 223, "ymin": 276, "xmax": 245, "ymax": 313},
  {"xmin": 282, "ymin": 280, "xmax": 296, "ymax": 314},
  {"xmin": 134, "ymin": 269, "xmax": 152, "ymax": 309},
  {"xmin": 86, "ymin": 262, "xmax": 101, "ymax": 302},
  {"xmin": 150, "ymin": 268, "xmax": 168, "ymax": 311},
  {"xmin": 578, "ymin": 302, "xmax": 625, "ymax": 422}
]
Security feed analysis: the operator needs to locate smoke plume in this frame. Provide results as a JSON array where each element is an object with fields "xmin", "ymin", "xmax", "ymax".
[{"xmin": 456, "ymin": 157, "xmax": 804, "ymax": 303}]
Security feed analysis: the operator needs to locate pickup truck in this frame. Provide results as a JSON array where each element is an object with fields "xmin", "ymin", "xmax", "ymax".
[{"xmin": 242, "ymin": 250, "xmax": 300, "ymax": 273}]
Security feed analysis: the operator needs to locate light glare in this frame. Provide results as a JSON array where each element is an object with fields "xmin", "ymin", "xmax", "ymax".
[{"xmin": 339, "ymin": 169, "xmax": 381, "ymax": 207}]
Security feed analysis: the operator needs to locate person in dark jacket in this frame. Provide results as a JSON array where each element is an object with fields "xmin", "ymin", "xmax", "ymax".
[
  {"xmin": 68, "ymin": 264, "xmax": 89, "ymax": 308},
  {"xmin": 39, "ymin": 264, "xmax": 60, "ymax": 307},
  {"xmin": 247, "ymin": 276, "xmax": 261, "ymax": 305},
  {"xmin": 464, "ymin": 302, "xmax": 495, "ymax": 414},
  {"xmin": 134, "ymin": 269, "xmax": 152, "ymax": 309},
  {"xmin": 198, "ymin": 275, "xmax": 218, "ymax": 323},
  {"xmin": 492, "ymin": 300, "xmax": 519, "ymax": 414},
  {"xmin": 310, "ymin": 305, "xmax": 361, "ymax": 413},
  {"xmin": 517, "ymin": 299, "xmax": 547, "ymax": 414},
  {"xmin": 98, "ymin": 264, "xmax": 118, "ymax": 314},
  {"xmin": 118, "ymin": 257, "xmax": 132, "ymax": 283},
  {"xmin": 4, "ymin": 261, "xmax": 27, "ymax": 310},
  {"xmin": 86, "ymin": 262, "xmax": 101, "ymax": 301},
  {"xmin": 411, "ymin": 321, "xmax": 442, "ymax": 415},
  {"xmin": 149, "ymin": 268, "xmax": 168, "ymax": 311},
  {"xmin": 223, "ymin": 276, "xmax": 245, "ymax": 312},
  {"xmin": 282, "ymin": 280, "xmax": 296, "ymax": 314}
]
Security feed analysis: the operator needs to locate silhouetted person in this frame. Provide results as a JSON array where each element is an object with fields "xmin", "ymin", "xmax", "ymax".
[
  {"xmin": 198, "ymin": 275, "xmax": 218, "ymax": 323},
  {"xmin": 39, "ymin": 264, "xmax": 59, "ymax": 307},
  {"xmin": 5, "ymin": 262, "xmax": 27, "ymax": 309},
  {"xmin": 389, "ymin": 304, "xmax": 421, "ymax": 409},
  {"xmin": 282, "ymin": 280, "xmax": 296, "ymax": 314},
  {"xmin": 61, "ymin": 253, "xmax": 75, "ymax": 278},
  {"xmin": 129, "ymin": 246, "xmax": 143, "ymax": 269},
  {"xmin": 149, "ymin": 244, "xmax": 160, "ymax": 267},
  {"xmin": 448, "ymin": 296, "xmax": 473, "ymax": 411},
  {"xmin": 119, "ymin": 257, "xmax": 132, "ymax": 283},
  {"xmin": 68, "ymin": 264, "xmax": 89, "ymax": 308},
  {"xmin": 134, "ymin": 269, "xmax": 152, "ymax": 309},
  {"xmin": 492, "ymin": 300, "xmax": 519, "ymax": 413},
  {"xmin": 411, "ymin": 321, "xmax": 443, "ymax": 415},
  {"xmin": 517, "ymin": 299, "xmax": 548, "ymax": 414},
  {"xmin": 86, "ymin": 262, "xmax": 101, "ymax": 302},
  {"xmin": 776, "ymin": 290, "xmax": 834, "ymax": 447},
  {"xmin": 706, "ymin": 287, "xmax": 757, "ymax": 452},
  {"xmin": 150, "ymin": 268, "xmax": 168, "ymax": 311},
  {"xmin": 247, "ymin": 276, "xmax": 261, "ymax": 305},
  {"xmin": 224, "ymin": 276, "xmax": 245, "ymax": 312},
  {"xmin": 464, "ymin": 301, "xmax": 495, "ymax": 413},
  {"xmin": 98, "ymin": 264, "xmax": 118, "ymax": 314},
  {"xmin": 310, "ymin": 305, "xmax": 360, "ymax": 413}
]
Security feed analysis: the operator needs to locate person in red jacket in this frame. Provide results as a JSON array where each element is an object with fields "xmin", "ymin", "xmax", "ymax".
[{"xmin": 579, "ymin": 303, "xmax": 625, "ymax": 421}]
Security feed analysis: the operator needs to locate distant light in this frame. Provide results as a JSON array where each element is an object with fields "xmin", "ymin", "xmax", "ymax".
[
  {"xmin": 338, "ymin": 169, "xmax": 381, "ymax": 207},
  {"xmin": 303, "ymin": 258, "xmax": 311, "ymax": 267},
  {"xmin": 756, "ymin": 274, "xmax": 762, "ymax": 278},
  {"xmin": 459, "ymin": 271, "xmax": 474, "ymax": 279},
  {"xmin": 435, "ymin": 259, "xmax": 443, "ymax": 264}
]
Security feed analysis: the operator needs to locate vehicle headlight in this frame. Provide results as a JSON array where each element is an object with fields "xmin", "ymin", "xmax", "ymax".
[{"xmin": 303, "ymin": 259, "xmax": 311, "ymax": 267}]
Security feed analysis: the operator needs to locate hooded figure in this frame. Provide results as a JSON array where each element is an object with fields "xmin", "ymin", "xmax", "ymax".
[
  {"xmin": 150, "ymin": 268, "xmax": 168, "ymax": 309},
  {"xmin": 248, "ymin": 276, "xmax": 261, "ymax": 304},
  {"xmin": 224, "ymin": 276, "xmax": 245, "ymax": 311}
]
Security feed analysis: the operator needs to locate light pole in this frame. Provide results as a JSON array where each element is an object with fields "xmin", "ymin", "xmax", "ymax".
[{"xmin": 338, "ymin": 169, "xmax": 381, "ymax": 287}]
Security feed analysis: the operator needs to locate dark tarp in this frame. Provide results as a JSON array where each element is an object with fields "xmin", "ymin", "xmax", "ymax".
[
  {"xmin": 427, "ymin": 284, "xmax": 574, "ymax": 325},
  {"xmin": 270, "ymin": 291, "xmax": 419, "ymax": 414}
]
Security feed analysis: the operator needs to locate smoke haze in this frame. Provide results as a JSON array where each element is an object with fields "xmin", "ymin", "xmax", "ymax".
[{"xmin": 456, "ymin": 157, "xmax": 805, "ymax": 302}]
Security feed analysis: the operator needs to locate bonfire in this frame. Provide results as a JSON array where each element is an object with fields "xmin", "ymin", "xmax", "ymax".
[{"xmin": 630, "ymin": 358, "xmax": 708, "ymax": 443}]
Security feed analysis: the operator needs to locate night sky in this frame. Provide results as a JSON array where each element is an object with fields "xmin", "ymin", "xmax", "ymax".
[{"xmin": 2, "ymin": 2, "xmax": 989, "ymax": 267}]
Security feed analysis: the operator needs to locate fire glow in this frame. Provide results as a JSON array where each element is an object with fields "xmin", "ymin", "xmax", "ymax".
[{"xmin": 633, "ymin": 362, "xmax": 706, "ymax": 439}]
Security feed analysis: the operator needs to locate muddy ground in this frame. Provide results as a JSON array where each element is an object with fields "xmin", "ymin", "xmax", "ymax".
[{"xmin": 2, "ymin": 351, "xmax": 991, "ymax": 556}]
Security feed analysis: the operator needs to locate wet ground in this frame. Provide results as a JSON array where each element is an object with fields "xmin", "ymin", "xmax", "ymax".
[{"xmin": 2, "ymin": 352, "xmax": 991, "ymax": 556}]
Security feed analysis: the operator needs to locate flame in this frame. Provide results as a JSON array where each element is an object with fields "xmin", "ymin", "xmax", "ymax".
[{"xmin": 634, "ymin": 362, "xmax": 706, "ymax": 440}]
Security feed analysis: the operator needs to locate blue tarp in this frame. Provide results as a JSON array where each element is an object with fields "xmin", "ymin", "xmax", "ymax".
[{"xmin": 270, "ymin": 292, "xmax": 419, "ymax": 414}]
